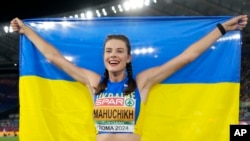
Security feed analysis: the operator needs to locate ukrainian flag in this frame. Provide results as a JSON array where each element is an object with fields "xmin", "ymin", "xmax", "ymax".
[{"xmin": 19, "ymin": 16, "xmax": 241, "ymax": 141}]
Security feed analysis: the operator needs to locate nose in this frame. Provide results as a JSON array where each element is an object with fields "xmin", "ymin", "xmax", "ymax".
[
  {"xmin": 111, "ymin": 55, "xmax": 116, "ymax": 58},
  {"xmin": 110, "ymin": 52, "xmax": 117, "ymax": 58}
]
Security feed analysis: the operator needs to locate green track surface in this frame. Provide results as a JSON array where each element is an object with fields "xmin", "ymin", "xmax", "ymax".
[{"xmin": 0, "ymin": 137, "xmax": 18, "ymax": 141}]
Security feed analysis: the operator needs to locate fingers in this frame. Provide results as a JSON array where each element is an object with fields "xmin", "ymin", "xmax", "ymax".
[
  {"xmin": 239, "ymin": 15, "xmax": 248, "ymax": 23},
  {"xmin": 10, "ymin": 26, "xmax": 19, "ymax": 32},
  {"xmin": 10, "ymin": 18, "xmax": 21, "ymax": 32},
  {"xmin": 238, "ymin": 15, "xmax": 248, "ymax": 24},
  {"xmin": 239, "ymin": 21, "xmax": 248, "ymax": 27},
  {"xmin": 235, "ymin": 15, "xmax": 248, "ymax": 30}
]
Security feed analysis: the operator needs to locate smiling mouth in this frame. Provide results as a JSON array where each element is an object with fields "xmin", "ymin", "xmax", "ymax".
[{"xmin": 109, "ymin": 60, "xmax": 120, "ymax": 66}]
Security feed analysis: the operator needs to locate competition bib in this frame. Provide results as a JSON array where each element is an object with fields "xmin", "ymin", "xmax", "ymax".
[{"xmin": 94, "ymin": 97, "xmax": 136, "ymax": 133}]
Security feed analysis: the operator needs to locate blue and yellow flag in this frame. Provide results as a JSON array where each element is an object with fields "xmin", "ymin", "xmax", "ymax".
[{"xmin": 19, "ymin": 16, "xmax": 241, "ymax": 141}]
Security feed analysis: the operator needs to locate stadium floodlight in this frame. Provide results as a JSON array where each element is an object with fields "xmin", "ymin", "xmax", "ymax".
[
  {"xmin": 80, "ymin": 13, "xmax": 85, "ymax": 19},
  {"xmin": 118, "ymin": 4, "xmax": 123, "ymax": 12},
  {"xmin": 3, "ymin": 0, "xmax": 159, "ymax": 33},
  {"xmin": 96, "ymin": 10, "xmax": 101, "ymax": 17},
  {"xmin": 123, "ymin": 1, "xmax": 130, "ymax": 11},
  {"xmin": 9, "ymin": 26, "xmax": 13, "ymax": 33},
  {"xmin": 102, "ymin": 8, "xmax": 107, "ymax": 16},
  {"xmin": 74, "ymin": 14, "xmax": 79, "ymax": 18},
  {"xmin": 130, "ymin": 0, "xmax": 144, "ymax": 9},
  {"xmin": 4, "ymin": 26, "xmax": 9, "ymax": 33},
  {"xmin": 111, "ymin": 6, "xmax": 117, "ymax": 14},
  {"xmin": 86, "ymin": 11, "xmax": 93, "ymax": 19}
]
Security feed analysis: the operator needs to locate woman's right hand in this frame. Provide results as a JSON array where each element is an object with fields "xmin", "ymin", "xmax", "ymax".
[{"xmin": 10, "ymin": 18, "xmax": 26, "ymax": 34}]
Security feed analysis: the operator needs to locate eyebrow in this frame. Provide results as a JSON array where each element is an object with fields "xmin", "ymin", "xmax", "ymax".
[{"xmin": 105, "ymin": 47, "xmax": 125, "ymax": 50}]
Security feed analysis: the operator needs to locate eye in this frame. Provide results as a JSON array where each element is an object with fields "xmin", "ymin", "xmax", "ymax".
[
  {"xmin": 117, "ymin": 49, "xmax": 124, "ymax": 53},
  {"xmin": 105, "ymin": 50, "xmax": 112, "ymax": 53}
]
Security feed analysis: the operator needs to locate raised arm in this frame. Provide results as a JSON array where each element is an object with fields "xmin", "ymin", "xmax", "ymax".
[
  {"xmin": 10, "ymin": 18, "xmax": 101, "ymax": 89},
  {"xmin": 137, "ymin": 15, "xmax": 248, "ymax": 101}
]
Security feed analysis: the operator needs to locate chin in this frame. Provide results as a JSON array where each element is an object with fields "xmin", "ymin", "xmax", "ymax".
[
  {"xmin": 107, "ymin": 68, "xmax": 123, "ymax": 73},
  {"xmin": 108, "ymin": 69, "xmax": 120, "ymax": 73}
]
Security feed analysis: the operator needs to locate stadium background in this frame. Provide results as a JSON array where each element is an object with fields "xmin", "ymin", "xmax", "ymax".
[{"xmin": 0, "ymin": 0, "xmax": 250, "ymax": 140}]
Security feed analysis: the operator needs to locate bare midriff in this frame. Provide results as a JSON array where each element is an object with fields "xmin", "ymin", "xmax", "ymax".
[{"xmin": 97, "ymin": 133, "xmax": 140, "ymax": 141}]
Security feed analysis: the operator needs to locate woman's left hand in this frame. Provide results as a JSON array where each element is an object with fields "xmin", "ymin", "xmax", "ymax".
[{"xmin": 222, "ymin": 15, "xmax": 248, "ymax": 31}]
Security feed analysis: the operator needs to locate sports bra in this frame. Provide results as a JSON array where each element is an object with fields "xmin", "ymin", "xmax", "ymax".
[{"xmin": 93, "ymin": 77, "xmax": 143, "ymax": 134}]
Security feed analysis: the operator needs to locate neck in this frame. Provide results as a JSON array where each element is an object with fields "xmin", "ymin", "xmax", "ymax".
[{"xmin": 109, "ymin": 71, "xmax": 126, "ymax": 82}]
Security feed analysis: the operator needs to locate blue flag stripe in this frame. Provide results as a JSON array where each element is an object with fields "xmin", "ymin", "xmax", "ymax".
[{"xmin": 20, "ymin": 16, "xmax": 241, "ymax": 83}]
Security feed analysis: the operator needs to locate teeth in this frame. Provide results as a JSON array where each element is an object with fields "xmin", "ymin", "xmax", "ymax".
[{"xmin": 109, "ymin": 60, "xmax": 119, "ymax": 64}]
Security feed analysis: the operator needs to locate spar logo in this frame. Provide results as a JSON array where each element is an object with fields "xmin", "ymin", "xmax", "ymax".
[
  {"xmin": 125, "ymin": 98, "xmax": 135, "ymax": 107},
  {"xmin": 95, "ymin": 98, "xmax": 124, "ymax": 106}
]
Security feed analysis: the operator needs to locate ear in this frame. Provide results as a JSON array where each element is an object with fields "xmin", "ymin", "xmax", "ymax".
[{"xmin": 127, "ymin": 54, "xmax": 132, "ymax": 63}]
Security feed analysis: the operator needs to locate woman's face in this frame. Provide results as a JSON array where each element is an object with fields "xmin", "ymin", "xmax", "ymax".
[{"xmin": 104, "ymin": 39, "xmax": 131, "ymax": 73}]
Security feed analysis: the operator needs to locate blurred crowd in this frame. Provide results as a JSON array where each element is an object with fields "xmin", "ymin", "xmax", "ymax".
[
  {"xmin": 240, "ymin": 56, "xmax": 250, "ymax": 121},
  {"xmin": 0, "ymin": 114, "xmax": 19, "ymax": 136}
]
